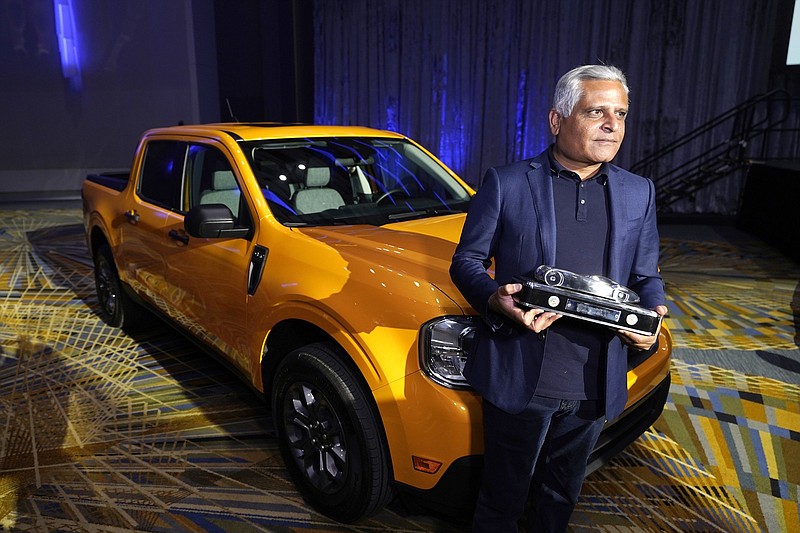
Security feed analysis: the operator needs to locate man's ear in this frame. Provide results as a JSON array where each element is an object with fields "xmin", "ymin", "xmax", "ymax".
[{"xmin": 548, "ymin": 109, "xmax": 561, "ymax": 136}]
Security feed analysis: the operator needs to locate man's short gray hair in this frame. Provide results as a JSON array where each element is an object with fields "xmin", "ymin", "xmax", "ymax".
[{"xmin": 552, "ymin": 65, "xmax": 629, "ymax": 117}]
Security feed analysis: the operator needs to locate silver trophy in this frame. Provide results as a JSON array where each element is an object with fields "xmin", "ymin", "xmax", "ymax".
[{"xmin": 513, "ymin": 265, "xmax": 662, "ymax": 336}]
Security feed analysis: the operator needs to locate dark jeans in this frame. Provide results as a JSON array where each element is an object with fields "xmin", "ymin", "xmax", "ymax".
[{"xmin": 472, "ymin": 395, "xmax": 605, "ymax": 533}]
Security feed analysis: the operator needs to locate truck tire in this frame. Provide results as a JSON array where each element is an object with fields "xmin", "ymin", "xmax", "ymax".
[
  {"xmin": 93, "ymin": 243, "xmax": 142, "ymax": 330},
  {"xmin": 271, "ymin": 343, "xmax": 393, "ymax": 522}
]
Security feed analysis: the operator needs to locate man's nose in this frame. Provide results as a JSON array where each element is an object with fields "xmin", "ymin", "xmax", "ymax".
[{"xmin": 603, "ymin": 116, "xmax": 621, "ymax": 132}]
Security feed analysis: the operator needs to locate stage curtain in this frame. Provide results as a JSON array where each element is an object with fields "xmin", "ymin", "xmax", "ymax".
[{"xmin": 311, "ymin": 0, "xmax": 784, "ymax": 214}]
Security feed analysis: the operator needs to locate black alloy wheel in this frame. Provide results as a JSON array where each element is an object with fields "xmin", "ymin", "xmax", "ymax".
[
  {"xmin": 93, "ymin": 243, "xmax": 142, "ymax": 330},
  {"xmin": 272, "ymin": 343, "xmax": 392, "ymax": 522}
]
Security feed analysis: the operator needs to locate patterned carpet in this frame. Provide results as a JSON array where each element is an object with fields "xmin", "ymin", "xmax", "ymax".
[{"xmin": 0, "ymin": 207, "xmax": 798, "ymax": 532}]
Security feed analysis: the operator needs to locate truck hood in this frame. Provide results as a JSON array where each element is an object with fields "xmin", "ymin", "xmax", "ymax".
[{"xmin": 295, "ymin": 213, "xmax": 472, "ymax": 313}]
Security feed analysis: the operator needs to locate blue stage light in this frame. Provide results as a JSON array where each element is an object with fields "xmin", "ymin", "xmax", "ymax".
[{"xmin": 53, "ymin": 0, "xmax": 82, "ymax": 90}]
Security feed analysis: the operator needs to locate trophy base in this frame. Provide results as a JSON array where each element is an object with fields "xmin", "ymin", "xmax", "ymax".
[{"xmin": 512, "ymin": 277, "xmax": 662, "ymax": 336}]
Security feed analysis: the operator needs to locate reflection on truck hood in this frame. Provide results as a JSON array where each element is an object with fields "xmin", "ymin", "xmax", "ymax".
[{"xmin": 295, "ymin": 213, "xmax": 472, "ymax": 313}]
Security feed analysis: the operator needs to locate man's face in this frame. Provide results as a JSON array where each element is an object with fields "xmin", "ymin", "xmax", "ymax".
[{"xmin": 549, "ymin": 79, "xmax": 628, "ymax": 173}]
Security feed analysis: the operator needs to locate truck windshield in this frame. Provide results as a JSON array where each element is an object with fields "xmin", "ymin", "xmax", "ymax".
[{"xmin": 240, "ymin": 137, "xmax": 471, "ymax": 226}]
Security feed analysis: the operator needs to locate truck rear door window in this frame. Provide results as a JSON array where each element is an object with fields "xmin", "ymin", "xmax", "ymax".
[{"xmin": 138, "ymin": 141, "xmax": 187, "ymax": 210}]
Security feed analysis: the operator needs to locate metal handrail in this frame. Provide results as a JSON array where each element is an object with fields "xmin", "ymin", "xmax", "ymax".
[
  {"xmin": 630, "ymin": 89, "xmax": 795, "ymax": 211},
  {"xmin": 631, "ymin": 89, "xmax": 790, "ymax": 174}
]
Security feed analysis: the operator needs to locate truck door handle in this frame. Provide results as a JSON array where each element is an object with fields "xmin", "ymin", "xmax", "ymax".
[
  {"xmin": 124, "ymin": 210, "xmax": 140, "ymax": 223},
  {"xmin": 168, "ymin": 229, "xmax": 189, "ymax": 245}
]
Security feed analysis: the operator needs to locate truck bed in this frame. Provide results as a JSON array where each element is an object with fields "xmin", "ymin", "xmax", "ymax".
[{"xmin": 86, "ymin": 172, "xmax": 129, "ymax": 192}]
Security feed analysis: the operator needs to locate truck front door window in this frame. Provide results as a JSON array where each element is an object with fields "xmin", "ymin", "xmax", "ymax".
[{"xmin": 187, "ymin": 143, "xmax": 244, "ymax": 222}]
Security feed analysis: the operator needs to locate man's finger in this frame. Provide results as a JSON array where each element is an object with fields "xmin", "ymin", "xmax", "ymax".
[{"xmin": 499, "ymin": 283, "xmax": 522, "ymax": 296}]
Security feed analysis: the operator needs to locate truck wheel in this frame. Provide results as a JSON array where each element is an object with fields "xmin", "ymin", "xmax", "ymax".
[
  {"xmin": 272, "ymin": 343, "xmax": 393, "ymax": 522},
  {"xmin": 93, "ymin": 243, "xmax": 141, "ymax": 329}
]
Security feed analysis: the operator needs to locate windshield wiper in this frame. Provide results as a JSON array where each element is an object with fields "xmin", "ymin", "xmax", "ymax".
[{"xmin": 387, "ymin": 208, "xmax": 462, "ymax": 221}]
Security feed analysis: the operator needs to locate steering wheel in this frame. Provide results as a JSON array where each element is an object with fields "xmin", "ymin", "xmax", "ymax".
[{"xmin": 375, "ymin": 188, "xmax": 409, "ymax": 205}]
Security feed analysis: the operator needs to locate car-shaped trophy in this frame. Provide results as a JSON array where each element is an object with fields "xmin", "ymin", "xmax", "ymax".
[{"xmin": 512, "ymin": 265, "xmax": 662, "ymax": 336}]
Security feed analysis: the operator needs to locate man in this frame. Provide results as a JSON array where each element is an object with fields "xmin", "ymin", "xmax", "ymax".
[{"xmin": 450, "ymin": 65, "xmax": 668, "ymax": 532}]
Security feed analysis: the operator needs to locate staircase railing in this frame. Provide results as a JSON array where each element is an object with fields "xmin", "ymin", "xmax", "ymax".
[{"xmin": 630, "ymin": 89, "xmax": 794, "ymax": 212}]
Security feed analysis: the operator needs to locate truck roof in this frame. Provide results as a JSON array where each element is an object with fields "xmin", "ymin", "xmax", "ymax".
[{"xmin": 143, "ymin": 123, "xmax": 406, "ymax": 143}]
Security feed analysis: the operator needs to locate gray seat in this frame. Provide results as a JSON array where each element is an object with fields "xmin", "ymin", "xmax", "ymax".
[
  {"xmin": 200, "ymin": 170, "xmax": 240, "ymax": 216},
  {"xmin": 292, "ymin": 167, "xmax": 345, "ymax": 214}
]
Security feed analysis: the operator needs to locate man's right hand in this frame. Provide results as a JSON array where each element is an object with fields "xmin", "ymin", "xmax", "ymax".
[{"xmin": 488, "ymin": 283, "xmax": 561, "ymax": 333}]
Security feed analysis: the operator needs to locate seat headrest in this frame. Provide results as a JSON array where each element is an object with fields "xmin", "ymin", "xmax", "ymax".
[
  {"xmin": 213, "ymin": 170, "xmax": 237, "ymax": 190},
  {"xmin": 305, "ymin": 167, "xmax": 331, "ymax": 188}
]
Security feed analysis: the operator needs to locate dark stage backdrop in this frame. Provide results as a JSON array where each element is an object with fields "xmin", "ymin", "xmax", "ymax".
[
  {"xmin": 0, "ymin": 0, "xmax": 219, "ymax": 196},
  {"xmin": 312, "ymin": 0, "xmax": 789, "ymax": 213},
  {"xmin": 1, "ymin": 0, "xmax": 797, "ymax": 215}
]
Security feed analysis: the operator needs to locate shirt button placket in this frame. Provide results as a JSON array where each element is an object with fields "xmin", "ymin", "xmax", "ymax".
[{"xmin": 577, "ymin": 182, "xmax": 587, "ymax": 221}]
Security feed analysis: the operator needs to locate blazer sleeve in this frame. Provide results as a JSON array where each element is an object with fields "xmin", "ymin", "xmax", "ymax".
[{"xmin": 626, "ymin": 178, "xmax": 666, "ymax": 309}]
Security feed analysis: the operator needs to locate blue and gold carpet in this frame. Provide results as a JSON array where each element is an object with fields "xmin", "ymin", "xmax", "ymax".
[{"xmin": 1, "ymin": 208, "xmax": 798, "ymax": 532}]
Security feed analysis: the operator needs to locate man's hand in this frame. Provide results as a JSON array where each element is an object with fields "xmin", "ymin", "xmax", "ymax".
[
  {"xmin": 617, "ymin": 305, "xmax": 668, "ymax": 350},
  {"xmin": 488, "ymin": 283, "xmax": 561, "ymax": 333}
]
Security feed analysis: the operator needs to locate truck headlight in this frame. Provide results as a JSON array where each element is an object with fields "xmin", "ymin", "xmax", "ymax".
[{"xmin": 420, "ymin": 316, "xmax": 478, "ymax": 389}]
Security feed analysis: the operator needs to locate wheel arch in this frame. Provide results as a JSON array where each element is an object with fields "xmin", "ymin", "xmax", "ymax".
[
  {"xmin": 259, "ymin": 301, "xmax": 391, "ymax": 387},
  {"xmin": 261, "ymin": 319, "xmax": 331, "ymax": 400},
  {"xmin": 89, "ymin": 225, "xmax": 111, "ymax": 260},
  {"xmin": 261, "ymin": 319, "xmax": 381, "ymax": 407}
]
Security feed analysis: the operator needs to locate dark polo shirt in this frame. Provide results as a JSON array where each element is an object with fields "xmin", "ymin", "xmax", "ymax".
[{"xmin": 533, "ymin": 148, "xmax": 614, "ymax": 401}]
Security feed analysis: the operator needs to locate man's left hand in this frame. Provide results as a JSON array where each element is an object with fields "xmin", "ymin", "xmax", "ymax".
[{"xmin": 617, "ymin": 305, "xmax": 668, "ymax": 350}]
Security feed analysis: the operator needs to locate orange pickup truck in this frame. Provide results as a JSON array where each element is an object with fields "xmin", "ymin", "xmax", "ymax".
[{"xmin": 81, "ymin": 123, "xmax": 672, "ymax": 522}]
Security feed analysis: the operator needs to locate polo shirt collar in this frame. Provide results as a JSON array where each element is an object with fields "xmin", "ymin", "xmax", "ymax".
[{"xmin": 547, "ymin": 145, "xmax": 608, "ymax": 185}]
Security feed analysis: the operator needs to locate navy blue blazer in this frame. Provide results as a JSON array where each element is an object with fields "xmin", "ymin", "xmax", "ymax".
[{"xmin": 450, "ymin": 149, "xmax": 665, "ymax": 420}]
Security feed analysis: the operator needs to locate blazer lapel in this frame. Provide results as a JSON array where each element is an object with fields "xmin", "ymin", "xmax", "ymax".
[{"xmin": 526, "ymin": 157, "xmax": 557, "ymax": 266}]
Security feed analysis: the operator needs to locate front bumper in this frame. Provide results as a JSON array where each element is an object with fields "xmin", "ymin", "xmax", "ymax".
[{"xmin": 395, "ymin": 371, "xmax": 672, "ymax": 518}]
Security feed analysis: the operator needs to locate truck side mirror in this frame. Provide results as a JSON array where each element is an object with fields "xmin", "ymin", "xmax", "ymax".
[{"xmin": 185, "ymin": 204, "xmax": 249, "ymax": 239}]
